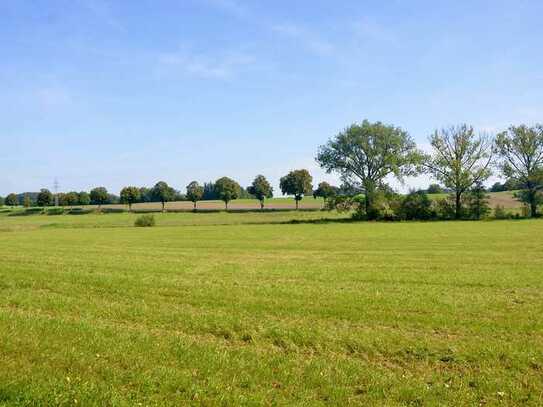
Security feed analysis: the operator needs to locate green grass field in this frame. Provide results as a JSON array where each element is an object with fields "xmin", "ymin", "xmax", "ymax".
[{"xmin": 1, "ymin": 211, "xmax": 542, "ymax": 405}]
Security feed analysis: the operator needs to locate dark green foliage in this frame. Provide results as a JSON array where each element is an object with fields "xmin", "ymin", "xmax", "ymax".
[
  {"xmin": 202, "ymin": 182, "xmax": 218, "ymax": 200},
  {"xmin": 151, "ymin": 181, "xmax": 175, "ymax": 211},
  {"xmin": 279, "ymin": 169, "xmax": 313, "ymax": 210},
  {"xmin": 397, "ymin": 190, "xmax": 435, "ymax": 220},
  {"xmin": 78, "ymin": 191, "xmax": 91, "ymax": 206},
  {"xmin": 186, "ymin": 181, "xmax": 204, "ymax": 209},
  {"xmin": 434, "ymin": 197, "xmax": 457, "ymax": 220},
  {"xmin": 37, "ymin": 189, "xmax": 53, "ymax": 207},
  {"xmin": 426, "ymin": 184, "xmax": 444, "ymax": 194},
  {"xmin": 138, "ymin": 187, "xmax": 152, "ymax": 203},
  {"xmin": 496, "ymin": 124, "xmax": 543, "ymax": 217},
  {"xmin": 58, "ymin": 192, "xmax": 80, "ymax": 206},
  {"xmin": 466, "ymin": 181, "xmax": 491, "ymax": 219},
  {"xmin": 425, "ymin": 124, "xmax": 493, "ymax": 219},
  {"xmin": 90, "ymin": 187, "xmax": 109, "ymax": 208},
  {"xmin": 46, "ymin": 207, "xmax": 66, "ymax": 216},
  {"xmin": 5, "ymin": 194, "xmax": 18, "ymax": 206},
  {"xmin": 214, "ymin": 177, "xmax": 241, "ymax": 209},
  {"xmin": 0, "ymin": 196, "xmax": 4, "ymax": 206},
  {"xmin": 247, "ymin": 175, "xmax": 273, "ymax": 209},
  {"xmin": 313, "ymin": 182, "xmax": 337, "ymax": 201},
  {"xmin": 317, "ymin": 120, "xmax": 423, "ymax": 219},
  {"xmin": 120, "ymin": 186, "xmax": 141, "ymax": 211},
  {"xmin": 134, "ymin": 214, "xmax": 155, "ymax": 227}
]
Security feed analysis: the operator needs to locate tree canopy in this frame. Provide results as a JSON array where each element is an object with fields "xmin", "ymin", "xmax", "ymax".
[
  {"xmin": 186, "ymin": 181, "xmax": 204, "ymax": 209},
  {"xmin": 214, "ymin": 177, "xmax": 241, "ymax": 209},
  {"xmin": 496, "ymin": 125, "xmax": 543, "ymax": 217},
  {"xmin": 37, "ymin": 189, "xmax": 53, "ymax": 207},
  {"xmin": 151, "ymin": 181, "xmax": 176, "ymax": 211},
  {"xmin": 279, "ymin": 169, "xmax": 313, "ymax": 209},
  {"xmin": 247, "ymin": 175, "xmax": 273, "ymax": 209},
  {"xmin": 424, "ymin": 124, "xmax": 493, "ymax": 219},
  {"xmin": 120, "ymin": 186, "xmax": 141, "ymax": 211},
  {"xmin": 317, "ymin": 120, "xmax": 422, "ymax": 218},
  {"xmin": 90, "ymin": 187, "xmax": 109, "ymax": 208}
]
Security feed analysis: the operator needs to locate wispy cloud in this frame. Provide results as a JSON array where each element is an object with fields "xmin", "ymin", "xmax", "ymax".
[
  {"xmin": 272, "ymin": 23, "xmax": 335, "ymax": 56},
  {"xmin": 156, "ymin": 48, "xmax": 255, "ymax": 80}
]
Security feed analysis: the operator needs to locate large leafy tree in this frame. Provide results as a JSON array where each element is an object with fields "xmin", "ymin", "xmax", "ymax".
[
  {"xmin": 151, "ymin": 181, "xmax": 175, "ymax": 212},
  {"xmin": 317, "ymin": 120, "xmax": 422, "ymax": 218},
  {"xmin": 5, "ymin": 193, "xmax": 18, "ymax": 206},
  {"xmin": 90, "ymin": 187, "xmax": 109, "ymax": 210},
  {"xmin": 214, "ymin": 177, "xmax": 241, "ymax": 210},
  {"xmin": 279, "ymin": 169, "xmax": 313, "ymax": 210},
  {"xmin": 247, "ymin": 175, "xmax": 273, "ymax": 209},
  {"xmin": 496, "ymin": 124, "xmax": 543, "ymax": 217},
  {"xmin": 186, "ymin": 181, "xmax": 204, "ymax": 210},
  {"xmin": 37, "ymin": 189, "xmax": 53, "ymax": 207},
  {"xmin": 120, "ymin": 186, "xmax": 141, "ymax": 211},
  {"xmin": 424, "ymin": 124, "xmax": 493, "ymax": 219}
]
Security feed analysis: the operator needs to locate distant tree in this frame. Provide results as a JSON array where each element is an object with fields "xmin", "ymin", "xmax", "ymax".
[
  {"xmin": 63, "ymin": 192, "xmax": 80, "ymax": 206},
  {"xmin": 90, "ymin": 187, "xmax": 109, "ymax": 210},
  {"xmin": 247, "ymin": 175, "xmax": 273, "ymax": 209},
  {"xmin": 424, "ymin": 124, "xmax": 494, "ymax": 219},
  {"xmin": 5, "ymin": 193, "xmax": 18, "ymax": 206},
  {"xmin": 202, "ymin": 182, "xmax": 218, "ymax": 200},
  {"xmin": 214, "ymin": 177, "xmax": 241, "ymax": 210},
  {"xmin": 78, "ymin": 191, "xmax": 91, "ymax": 206},
  {"xmin": 466, "ymin": 181, "xmax": 490, "ymax": 220},
  {"xmin": 186, "ymin": 181, "xmax": 204, "ymax": 210},
  {"xmin": 0, "ymin": 196, "xmax": 4, "ymax": 206},
  {"xmin": 279, "ymin": 169, "xmax": 313, "ymax": 210},
  {"xmin": 120, "ymin": 186, "xmax": 141, "ymax": 211},
  {"xmin": 23, "ymin": 194, "xmax": 32, "ymax": 208},
  {"xmin": 313, "ymin": 181, "xmax": 337, "ymax": 203},
  {"xmin": 138, "ymin": 187, "xmax": 152, "ymax": 203},
  {"xmin": 151, "ymin": 181, "xmax": 175, "ymax": 212},
  {"xmin": 37, "ymin": 189, "xmax": 53, "ymax": 207},
  {"xmin": 496, "ymin": 125, "xmax": 543, "ymax": 217},
  {"xmin": 317, "ymin": 120, "xmax": 423, "ymax": 219},
  {"xmin": 426, "ymin": 184, "xmax": 444, "ymax": 194},
  {"xmin": 490, "ymin": 182, "xmax": 505, "ymax": 193}
]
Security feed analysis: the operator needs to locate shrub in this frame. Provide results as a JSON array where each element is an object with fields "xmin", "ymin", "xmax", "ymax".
[
  {"xmin": 46, "ymin": 207, "xmax": 66, "ymax": 216},
  {"xmin": 493, "ymin": 205, "xmax": 511, "ymax": 220},
  {"xmin": 397, "ymin": 190, "xmax": 435, "ymax": 220},
  {"xmin": 135, "ymin": 214, "xmax": 155, "ymax": 227}
]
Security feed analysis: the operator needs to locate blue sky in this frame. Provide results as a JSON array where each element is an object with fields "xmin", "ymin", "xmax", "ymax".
[{"xmin": 1, "ymin": 0, "xmax": 542, "ymax": 195}]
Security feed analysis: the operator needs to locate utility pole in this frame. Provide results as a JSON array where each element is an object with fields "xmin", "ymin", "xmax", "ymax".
[{"xmin": 54, "ymin": 178, "xmax": 60, "ymax": 207}]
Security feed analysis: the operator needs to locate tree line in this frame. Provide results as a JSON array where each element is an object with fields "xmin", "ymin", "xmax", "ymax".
[
  {"xmin": 317, "ymin": 120, "xmax": 543, "ymax": 219},
  {"xmin": 2, "ymin": 120, "xmax": 542, "ymax": 219}
]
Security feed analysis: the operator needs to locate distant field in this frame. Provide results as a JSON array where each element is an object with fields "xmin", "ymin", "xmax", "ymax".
[
  {"xmin": 428, "ymin": 190, "xmax": 522, "ymax": 210},
  {"xmin": 1, "ymin": 211, "xmax": 542, "ymax": 405}
]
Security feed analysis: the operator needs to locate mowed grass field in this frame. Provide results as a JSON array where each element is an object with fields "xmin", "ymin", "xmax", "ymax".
[{"xmin": 1, "ymin": 211, "xmax": 542, "ymax": 406}]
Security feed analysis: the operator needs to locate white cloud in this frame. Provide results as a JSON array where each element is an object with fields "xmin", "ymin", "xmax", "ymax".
[{"xmin": 157, "ymin": 49, "xmax": 255, "ymax": 80}]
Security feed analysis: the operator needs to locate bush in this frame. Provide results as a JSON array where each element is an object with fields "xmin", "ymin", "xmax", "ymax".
[
  {"xmin": 493, "ymin": 205, "xmax": 511, "ymax": 220},
  {"xmin": 46, "ymin": 207, "xmax": 66, "ymax": 216},
  {"xmin": 397, "ymin": 190, "xmax": 435, "ymax": 220},
  {"xmin": 135, "ymin": 214, "xmax": 155, "ymax": 227}
]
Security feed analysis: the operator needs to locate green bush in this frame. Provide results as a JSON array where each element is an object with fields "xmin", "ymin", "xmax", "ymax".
[
  {"xmin": 46, "ymin": 207, "xmax": 66, "ymax": 216},
  {"xmin": 134, "ymin": 214, "xmax": 155, "ymax": 227},
  {"xmin": 493, "ymin": 205, "xmax": 511, "ymax": 220}
]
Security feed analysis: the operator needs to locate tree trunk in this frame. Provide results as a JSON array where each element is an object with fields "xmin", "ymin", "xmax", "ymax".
[
  {"xmin": 128, "ymin": 203, "xmax": 132, "ymax": 212},
  {"xmin": 193, "ymin": 201, "xmax": 197, "ymax": 211},
  {"xmin": 295, "ymin": 198, "xmax": 299, "ymax": 210},
  {"xmin": 260, "ymin": 200, "xmax": 264, "ymax": 210},
  {"xmin": 162, "ymin": 201, "xmax": 165, "ymax": 212},
  {"xmin": 225, "ymin": 201, "xmax": 228, "ymax": 210},
  {"xmin": 455, "ymin": 192, "xmax": 462, "ymax": 220},
  {"xmin": 531, "ymin": 200, "xmax": 538, "ymax": 218}
]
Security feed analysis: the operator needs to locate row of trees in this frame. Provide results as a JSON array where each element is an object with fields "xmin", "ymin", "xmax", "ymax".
[{"xmin": 317, "ymin": 121, "xmax": 543, "ymax": 219}]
